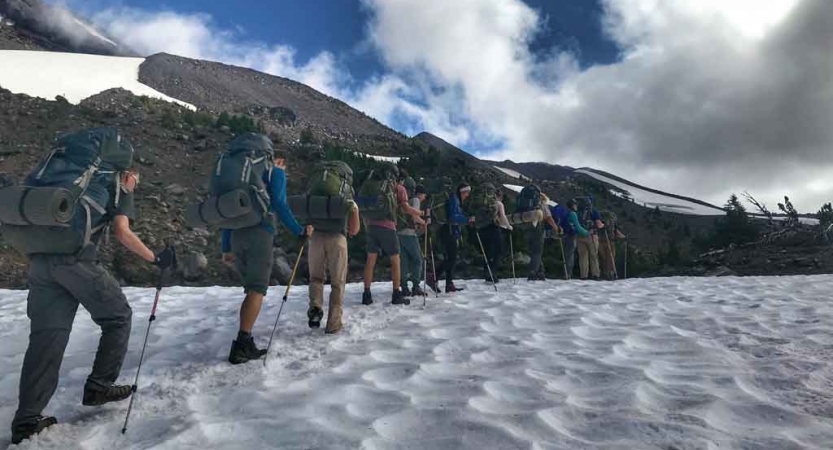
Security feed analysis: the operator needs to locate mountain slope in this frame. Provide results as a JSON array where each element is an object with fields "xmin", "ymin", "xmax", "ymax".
[{"xmin": 0, "ymin": 0, "xmax": 132, "ymax": 56}]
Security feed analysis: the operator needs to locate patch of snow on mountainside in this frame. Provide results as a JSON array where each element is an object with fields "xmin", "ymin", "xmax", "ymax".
[
  {"xmin": 2, "ymin": 276, "xmax": 833, "ymax": 449},
  {"xmin": 0, "ymin": 50, "xmax": 194, "ymax": 109},
  {"xmin": 356, "ymin": 152, "xmax": 403, "ymax": 163},
  {"xmin": 71, "ymin": 17, "xmax": 117, "ymax": 47},
  {"xmin": 493, "ymin": 166, "xmax": 530, "ymax": 181},
  {"xmin": 575, "ymin": 169, "xmax": 726, "ymax": 216}
]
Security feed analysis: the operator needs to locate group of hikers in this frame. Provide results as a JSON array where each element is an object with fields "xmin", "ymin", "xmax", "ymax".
[{"xmin": 1, "ymin": 128, "xmax": 624, "ymax": 444}]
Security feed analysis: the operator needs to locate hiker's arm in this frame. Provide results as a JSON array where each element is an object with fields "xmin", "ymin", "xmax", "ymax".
[
  {"xmin": 269, "ymin": 169, "xmax": 303, "ymax": 236},
  {"xmin": 545, "ymin": 216, "xmax": 558, "ymax": 230},
  {"xmin": 616, "ymin": 229, "xmax": 626, "ymax": 239},
  {"xmin": 113, "ymin": 215, "xmax": 155, "ymax": 262},
  {"xmin": 570, "ymin": 213, "xmax": 590, "ymax": 237},
  {"xmin": 347, "ymin": 202, "xmax": 360, "ymax": 237}
]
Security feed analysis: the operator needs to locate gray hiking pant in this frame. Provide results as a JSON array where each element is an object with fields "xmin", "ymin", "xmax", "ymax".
[
  {"xmin": 398, "ymin": 233, "xmax": 423, "ymax": 290},
  {"xmin": 526, "ymin": 224, "xmax": 545, "ymax": 276},
  {"xmin": 13, "ymin": 254, "xmax": 132, "ymax": 428}
]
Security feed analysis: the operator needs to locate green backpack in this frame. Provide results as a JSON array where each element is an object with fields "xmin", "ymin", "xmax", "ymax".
[
  {"xmin": 308, "ymin": 160, "xmax": 354, "ymax": 198},
  {"xmin": 357, "ymin": 170, "xmax": 398, "ymax": 221},
  {"xmin": 305, "ymin": 161, "xmax": 354, "ymax": 233},
  {"xmin": 429, "ymin": 192, "xmax": 451, "ymax": 225},
  {"xmin": 469, "ymin": 183, "xmax": 499, "ymax": 229}
]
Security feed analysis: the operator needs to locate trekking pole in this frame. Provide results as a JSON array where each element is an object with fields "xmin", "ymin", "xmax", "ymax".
[
  {"xmin": 558, "ymin": 237, "xmax": 568, "ymax": 280},
  {"xmin": 475, "ymin": 230, "xmax": 498, "ymax": 292},
  {"xmin": 429, "ymin": 234, "xmax": 438, "ymax": 298},
  {"xmin": 603, "ymin": 228, "xmax": 618, "ymax": 280},
  {"xmin": 422, "ymin": 227, "xmax": 429, "ymax": 307},
  {"xmin": 509, "ymin": 231, "xmax": 516, "ymax": 284},
  {"xmin": 624, "ymin": 238, "xmax": 628, "ymax": 280},
  {"xmin": 122, "ymin": 269, "xmax": 165, "ymax": 435},
  {"xmin": 263, "ymin": 243, "xmax": 306, "ymax": 367}
]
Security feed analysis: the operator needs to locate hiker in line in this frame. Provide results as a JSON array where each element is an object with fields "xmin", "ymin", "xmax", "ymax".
[
  {"xmin": 597, "ymin": 211, "xmax": 626, "ymax": 280},
  {"xmin": 8, "ymin": 129, "xmax": 175, "ymax": 445},
  {"xmin": 576, "ymin": 197, "xmax": 603, "ymax": 280},
  {"xmin": 361, "ymin": 164, "xmax": 425, "ymax": 306},
  {"xmin": 527, "ymin": 192, "xmax": 560, "ymax": 280},
  {"xmin": 306, "ymin": 198, "xmax": 361, "ymax": 334},
  {"xmin": 561, "ymin": 199, "xmax": 589, "ymax": 278},
  {"xmin": 427, "ymin": 183, "xmax": 473, "ymax": 293},
  {"xmin": 475, "ymin": 185, "xmax": 505, "ymax": 283},
  {"xmin": 221, "ymin": 139, "xmax": 313, "ymax": 365},
  {"xmin": 397, "ymin": 180, "xmax": 428, "ymax": 297}
]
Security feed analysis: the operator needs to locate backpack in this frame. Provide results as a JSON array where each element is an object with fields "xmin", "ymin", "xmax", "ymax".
[
  {"xmin": 356, "ymin": 169, "xmax": 398, "ymax": 221},
  {"xmin": 552, "ymin": 205, "xmax": 570, "ymax": 230},
  {"xmin": 469, "ymin": 183, "xmax": 499, "ymax": 229},
  {"xmin": 304, "ymin": 161, "xmax": 354, "ymax": 233},
  {"xmin": 0, "ymin": 128, "xmax": 133, "ymax": 255},
  {"xmin": 577, "ymin": 198, "xmax": 598, "ymax": 230},
  {"xmin": 207, "ymin": 133, "xmax": 274, "ymax": 230},
  {"xmin": 516, "ymin": 184, "xmax": 541, "ymax": 213},
  {"xmin": 428, "ymin": 192, "xmax": 451, "ymax": 225}
]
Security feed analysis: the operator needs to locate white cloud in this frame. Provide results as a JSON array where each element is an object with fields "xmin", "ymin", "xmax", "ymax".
[{"xmin": 359, "ymin": 0, "xmax": 833, "ymax": 212}]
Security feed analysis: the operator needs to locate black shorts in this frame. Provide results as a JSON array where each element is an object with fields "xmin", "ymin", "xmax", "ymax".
[{"xmin": 366, "ymin": 225, "xmax": 400, "ymax": 256}]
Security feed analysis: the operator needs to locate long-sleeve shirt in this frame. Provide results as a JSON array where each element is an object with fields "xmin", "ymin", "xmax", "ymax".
[
  {"xmin": 447, "ymin": 194, "xmax": 468, "ymax": 225},
  {"xmin": 221, "ymin": 167, "xmax": 302, "ymax": 253},
  {"xmin": 566, "ymin": 211, "xmax": 590, "ymax": 238}
]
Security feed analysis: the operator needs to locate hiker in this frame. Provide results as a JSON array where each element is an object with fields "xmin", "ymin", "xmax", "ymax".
[
  {"xmin": 428, "ymin": 183, "xmax": 473, "ymax": 293},
  {"xmin": 305, "ymin": 166, "xmax": 361, "ymax": 334},
  {"xmin": 576, "ymin": 197, "xmax": 603, "ymax": 280},
  {"xmin": 561, "ymin": 199, "xmax": 590, "ymax": 278},
  {"xmin": 220, "ymin": 136, "xmax": 313, "ymax": 364},
  {"xmin": 359, "ymin": 164, "xmax": 425, "ymax": 306},
  {"xmin": 597, "ymin": 210, "xmax": 626, "ymax": 280},
  {"xmin": 515, "ymin": 185, "xmax": 559, "ymax": 281},
  {"xmin": 472, "ymin": 184, "xmax": 504, "ymax": 283},
  {"xmin": 397, "ymin": 179, "xmax": 427, "ymax": 297},
  {"xmin": 6, "ymin": 129, "xmax": 175, "ymax": 445}
]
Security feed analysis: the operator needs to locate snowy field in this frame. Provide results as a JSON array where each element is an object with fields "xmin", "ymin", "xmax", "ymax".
[
  {"xmin": 0, "ymin": 51, "xmax": 194, "ymax": 109},
  {"xmin": 2, "ymin": 276, "xmax": 833, "ymax": 449}
]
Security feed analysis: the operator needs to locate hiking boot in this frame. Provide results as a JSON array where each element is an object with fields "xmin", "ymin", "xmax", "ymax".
[
  {"xmin": 307, "ymin": 307, "xmax": 324, "ymax": 328},
  {"xmin": 392, "ymin": 289, "xmax": 410, "ymax": 305},
  {"xmin": 82, "ymin": 383, "xmax": 133, "ymax": 406},
  {"xmin": 11, "ymin": 416, "xmax": 57, "ymax": 445},
  {"xmin": 445, "ymin": 282, "xmax": 464, "ymax": 293},
  {"xmin": 485, "ymin": 275, "xmax": 500, "ymax": 283},
  {"xmin": 401, "ymin": 286, "xmax": 412, "ymax": 297},
  {"xmin": 411, "ymin": 285, "xmax": 426, "ymax": 297},
  {"xmin": 228, "ymin": 336, "xmax": 267, "ymax": 365},
  {"xmin": 362, "ymin": 290, "xmax": 373, "ymax": 305},
  {"xmin": 426, "ymin": 273, "xmax": 439, "ymax": 293}
]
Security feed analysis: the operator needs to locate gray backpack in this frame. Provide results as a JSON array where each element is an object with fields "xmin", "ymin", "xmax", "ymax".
[
  {"xmin": 187, "ymin": 133, "xmax": 274, "ymax": 230},
  {"xmin": 0, "ymin": 128, "xmax": 133, "ymax": 255}
]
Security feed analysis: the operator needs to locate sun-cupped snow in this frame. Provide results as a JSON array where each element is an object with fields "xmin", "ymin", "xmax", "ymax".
[
  {"xmin": 2, "ymin": 276, "xmax": 833, "ymax": 449},
  {"xmin": 0, "ymin": 50, "xmax": 194, "ymax": 109},
  {"xmin": 493, "ymin": 166, "xmax": 530, "ymax": 181},
  {"xmin": 504, "ymin": 183, "xmax": 557, "ymax": 207},
  {"xmin": 575, "ymin": 169, "xmax": 725, "ymax": 216}
]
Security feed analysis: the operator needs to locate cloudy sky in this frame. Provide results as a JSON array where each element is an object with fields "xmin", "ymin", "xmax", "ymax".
[{"xmin": 56, "ymin": 0, "xmax": 832, "ymax": 212}]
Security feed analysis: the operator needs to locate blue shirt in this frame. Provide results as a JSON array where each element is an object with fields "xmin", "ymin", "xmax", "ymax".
[{"xmin": 221, "ymin": 167, "xmax": 302, "ymax": 253}]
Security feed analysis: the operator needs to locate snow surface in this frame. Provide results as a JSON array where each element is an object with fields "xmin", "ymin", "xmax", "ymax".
[
  {"xmin": 504, "ymin": 184, "xmax": 557, "ymax": 207},
  {"xmin": 355, "ymin": 152, "xmax": 403, "ymax": 163},
  {"xmin": 493, "ymin": 166, "xmax": 530, "ymax": 181},
  {"xmin": 71, "ymin": 18, "xmax": 118, "ymax": 47},
  {"xmin": 0, "ymin": 51, "xmax": 194, "ymax": 109},
  {"xmin": 4, "ymin": 276, "xmax": 833, "ymax": 449},
  {"xmin": 574, "ymin": 169, "xmax": 725, "ymax": 216}
]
